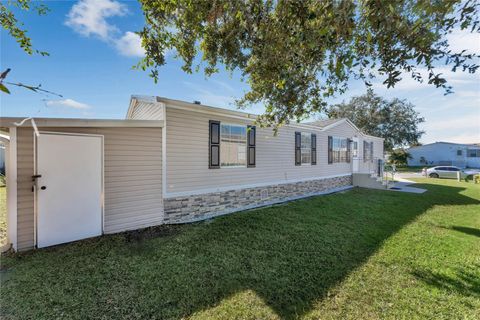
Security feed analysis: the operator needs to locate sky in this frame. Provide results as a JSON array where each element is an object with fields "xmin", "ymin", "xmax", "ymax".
[{"xmin": 1, "ymin": 0, "xmax": 479, "ymax": 144}]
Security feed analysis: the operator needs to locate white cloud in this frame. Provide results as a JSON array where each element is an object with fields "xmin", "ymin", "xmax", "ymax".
[
  {"xmin": 65, "ymin": 0, "xmax": 127, "ymax": 40},
  {"xmin": 371, "ymin": 66, "xmax": 480, "ymax": 93},
  {"xmin": 45, "ymin": 99, "xmax": 91, "ymax": 110},
  {"xmin": 115, "ymin": 31, "xmax": 145, "ymax": 57},
  {"xmin": 66, "ymin": 0, "xmax": 146, "ymax": 58},
  {"xmin": 446, "ymin": 29, "xmax": 480, "ymax": 54}
]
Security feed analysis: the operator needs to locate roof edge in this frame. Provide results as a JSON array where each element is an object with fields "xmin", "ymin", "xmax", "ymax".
[{"xmin": 0, "ymin": 117, "xmax": 164, "ymax": 128}]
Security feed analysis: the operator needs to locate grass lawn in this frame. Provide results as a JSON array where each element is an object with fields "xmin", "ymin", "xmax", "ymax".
[{"xmin": 1, "ymin": 179, "xmax": 479, "ymax": 319}]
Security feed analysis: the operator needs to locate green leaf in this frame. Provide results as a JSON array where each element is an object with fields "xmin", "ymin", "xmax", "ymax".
[{"xmin": 0, "ymin": 83, "xmax": 10, "ymax": 94}]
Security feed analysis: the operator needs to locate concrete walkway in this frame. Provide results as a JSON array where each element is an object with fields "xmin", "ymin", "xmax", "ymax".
[{"xmin": 388, "ymin": 178, "xmax": 427, "ymax": 194}]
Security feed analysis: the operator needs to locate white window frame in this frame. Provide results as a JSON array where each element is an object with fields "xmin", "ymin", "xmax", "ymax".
[
  {"xmin": 352, "ymin": 140, "xmax": 358, "ymax": 158},
  {"xmin": 300, "ymin": 132, "xmax": 312, "ymax": 165},
  {"xmin": 220, "ymin": 123, "xmax": 247, "ymax": 168},
  {"xmin": 331, "ymin": 136, "xmax": 348, "ymax": 163}
]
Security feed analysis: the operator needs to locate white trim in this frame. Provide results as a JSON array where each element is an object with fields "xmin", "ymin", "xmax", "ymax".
[
  {"xmin": 125, "ymin": 97, "xmax": 137, "ymax": 119},
  {"xmin": 34, "ymin": 131, "xmax": 105, "ymax": 247},
  {"xmin": 219, "ymin": 122, "xmax": 248, "ymax": 168},
  {"xmin": 33, "ymin": 131, "xmax": 37, "ymax": 245},
  {"xmin": 164, "ymin": 173, "xmax": 352, "ymax": 198},
  {"xmin": 6, "ymin": 127, "xmax": 17, "ymax": 251},
  {"xmin": 0, "ymin": 117, "xmax": 164, "ymax": 128},
  {"xmin": 168, "ymin": 185, "xmax": 354, "ymax": 224},
  {"xmin": 160, "ymin": 102, "xmax": 167, "ymax": 211}
]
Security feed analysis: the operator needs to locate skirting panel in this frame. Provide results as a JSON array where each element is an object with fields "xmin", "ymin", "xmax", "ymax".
[{"xmin": 163, "ymin": 175, "xmax": 352, "ymax": 223}]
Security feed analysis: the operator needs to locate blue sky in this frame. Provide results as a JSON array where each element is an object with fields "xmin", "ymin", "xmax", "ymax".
[{"xmin": 1, "ymin": 0, "xmax": 479, "ymax": 144}]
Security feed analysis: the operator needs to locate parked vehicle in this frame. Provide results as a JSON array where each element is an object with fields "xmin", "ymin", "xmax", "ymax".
[{"xmin": 423, "ymin": 166, "xmax": 478, "ymax": 179}]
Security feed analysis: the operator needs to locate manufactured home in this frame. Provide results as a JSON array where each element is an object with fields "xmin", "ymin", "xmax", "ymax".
[
  {"xmin": 407, "ymin": 142, "xmax": 480, "ymax": 168},
  {"xmin": 1, "ymin": 96, "xmax": 384, "ymax": 251}
]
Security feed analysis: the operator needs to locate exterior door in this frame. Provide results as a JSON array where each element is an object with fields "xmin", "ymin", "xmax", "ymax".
[
  {"xmin": 352, "ymin": 138, "xmax": 359, "ymax": 172},
  {"xmin": 36, "ymin": 133, "xmax": 103, "ymax": 248}
]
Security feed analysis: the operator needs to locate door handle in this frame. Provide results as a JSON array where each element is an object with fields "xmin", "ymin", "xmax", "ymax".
[{"xmin": 40, "ymin": 186, "xmax": 47, "ymax": 190}]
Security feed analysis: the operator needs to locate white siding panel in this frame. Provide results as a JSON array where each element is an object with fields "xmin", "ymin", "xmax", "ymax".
[
  {"xmin": 130, "ymin": 101, "xmax": 164, "ymax": 120},
  {"xmin": 165, "ymin": 106, "xmax": 361, "ymax": 195},
  {"xmin": 15, "ymin": 127, "xmax": 163, "ymax": 250}
]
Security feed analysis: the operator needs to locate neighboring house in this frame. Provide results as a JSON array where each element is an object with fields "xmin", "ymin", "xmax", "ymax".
[
  {"xmin": 407, "ymin": 142, "xmax": 480, "ymax": 168},
  {"xmin": 1, "ymin": 96, "xmax": 384, "ymax": 251}
]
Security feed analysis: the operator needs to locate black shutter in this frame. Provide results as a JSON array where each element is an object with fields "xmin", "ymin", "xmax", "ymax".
[
  {"xmin": 209, "ymin": 120, "xmax": 220, "ymax": 169},
  {"xmin": 346, "ymin": 138, "xmax": 351, "ymax": 163},
  {"xmin": 328, "ymin": 136, "xmax": 333, "ymax": 164},
  {"xmin": 295, "ymin": 132, "xmax": 301, "ymax": 166},
  {"xmin": 370, "ymin": 141, "xmax": 374, "ymax": 162},
  {"xmin": 247, "ymin": 125, "xmax": 256, "ymax": 167},
  {"xmin": 311, "ymin": 133, "xmax": 317, "ymax": 165}
]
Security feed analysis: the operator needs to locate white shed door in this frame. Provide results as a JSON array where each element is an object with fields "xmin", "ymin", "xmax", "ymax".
[{"xmin": 36, "ymin": 133, "xmax": 103, "ymax": 248}]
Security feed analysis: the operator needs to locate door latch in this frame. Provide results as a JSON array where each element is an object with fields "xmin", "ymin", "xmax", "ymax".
[{"xmin": 32, "ymin": 175, "xmax": 42, "ymax": 192}]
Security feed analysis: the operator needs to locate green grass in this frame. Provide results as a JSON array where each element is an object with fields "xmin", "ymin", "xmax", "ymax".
[{"xmin": 1, "ymin": 179, "xmax": 479, "ymax": 319}]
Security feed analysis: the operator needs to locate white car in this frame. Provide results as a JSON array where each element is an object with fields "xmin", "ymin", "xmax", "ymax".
[{"xmin": 423, "ymin": 166, "xmax": 478, "ymax": 179}]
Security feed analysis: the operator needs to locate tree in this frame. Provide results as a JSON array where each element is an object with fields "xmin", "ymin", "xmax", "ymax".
[
  {"xmin": 138, "ymin": 0, "xmax": 479, "ymax": 128},
  {"xmin": 327, "ymin": 90, "xmax": 424, "ymax": 151},
  {"xmin": 1, "ymin": 0, "xmax": 49, "ymax": 56},
  {"xmin": 387, "ymin": 149, "xmax": 412, "ymax": 166},
  {"xmin": 0, "ymin": 0, "xmax": 60, "ymax": 95}
]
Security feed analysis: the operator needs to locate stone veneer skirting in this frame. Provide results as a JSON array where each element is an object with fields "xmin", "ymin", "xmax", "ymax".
[{"xmin": 163, "ymin": 175, "xmax": 352, "ymax": 224}]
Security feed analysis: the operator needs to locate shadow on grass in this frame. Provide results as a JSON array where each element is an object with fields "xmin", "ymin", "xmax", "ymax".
[
  {"xmin": 412, "ymin": 264, "xmax": 480, "ymax": 298},
  {"xmin": 449, "ymin": 226, "xmax": 480, "ymax": 238},
  {"xmin": 1, "ymin": 182, "xmax": 479, "ymax": 319}
]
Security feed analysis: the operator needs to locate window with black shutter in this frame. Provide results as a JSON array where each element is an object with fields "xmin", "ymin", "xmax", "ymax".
[
  {"xmin": 209, "ymin": 120, "xmax": 220, "ymax": 169},
  {"xmin": 328, "ymin": 136, "xmax": 333, "ymax": 164},
  {"xmin": 247, "ymin": 125, "xmax": 256, "ymax": 167},
  {"xmin": 295, "ymin": 132, "xmax": 301, "ymax": 166},
  {"xmin": 311, "ymin": 133, "xmax": 317, "ymax": 165}
]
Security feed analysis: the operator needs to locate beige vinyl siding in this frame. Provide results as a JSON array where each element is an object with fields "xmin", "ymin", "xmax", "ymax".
[
  {"xmin": 357, "ymin": 137, "xmax": 384, "ymax": 173},
  {"xmin": 16, "ymin": 128, "xmax": 35, "ymax": 250},
  {"xmin": 165, "ymin": 106, "xmax": 359, "ymax": 196},
  {"xmin": 15, "ymin": 127, "xmax": 163, "ymax": 251},
  {"xmin": 130, "ymin": 101, "xmax": 164, "ymax": 120}
]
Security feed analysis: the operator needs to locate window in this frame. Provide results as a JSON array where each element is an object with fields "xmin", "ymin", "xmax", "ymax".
[
  {"xmin": 467, "ymin": 149, "xmax": 480, "ymax": 157},
  {"xmin": 301, "ymin": 132, "xmax": 312, "ymax": 164},
  {"xmin": 457, "ymin": 150, "xmax": 462, "ymax": 156},
  {"xmin": 330, "ymin": 137, "xmax": 349, "ymax": 163},
  {"xmin": 364, "ymin": 141, "xmax": 373, "ymax": 162},
  {"xmin": 220, "ymin": 124, "xmax": 247, "ymax": 167},
  {"xmin": 352, "ymin": 141, "xmax": 358, "ymax": 158}
]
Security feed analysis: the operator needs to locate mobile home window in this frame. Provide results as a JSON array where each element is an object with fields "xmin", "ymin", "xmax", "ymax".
[
  {"xmin": 364, "ymin": 141, "xmax": 372, "ymax": 161},
  {"xmin": 220, "ymin": 124, "xmax": 247, "ymax": 167},
  {"xmin": 300, "ymin": 132, "xmax": 312, "ymax": 164},
  {"xmin": 331, "ymin": 137, "xmax": 348, "ymax": 163},
  {"xmin": 467, "ymin": 149, "xmax": 480, "ymax": 157},
  {"xmin": 352, "ymin": 141, "xmax": 358, "ymax": 157}
]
